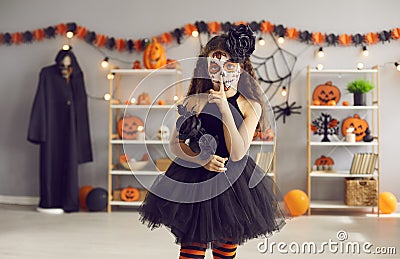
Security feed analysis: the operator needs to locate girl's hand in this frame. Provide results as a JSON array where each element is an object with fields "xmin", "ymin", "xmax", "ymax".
[
  {"xmin": 208, "ymin": 80, "xmax": 230, "ymax": 114},
  {"xmin": 203, "ymin": 155, "xmax": 228, "ymax": 173}
]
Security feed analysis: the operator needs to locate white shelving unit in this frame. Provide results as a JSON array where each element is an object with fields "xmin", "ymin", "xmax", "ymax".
[
  {"xmin": 107, "ymin": 68, "xmax": 184, "ymax": 212},
  {"xmin": 306, "ymin": 66, "xmax": 380, "ymax": 215}
]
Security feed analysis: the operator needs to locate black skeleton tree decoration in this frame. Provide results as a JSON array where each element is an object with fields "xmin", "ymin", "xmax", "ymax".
[{"xmin": 311, "ymin": 113, "xmax": 339, "ymax": 142}]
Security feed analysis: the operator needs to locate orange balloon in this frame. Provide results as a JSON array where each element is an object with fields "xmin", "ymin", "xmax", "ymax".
[
  {"xmin": 284, "ymin": 189, "xmax": 310, "ymax": 216},
  {"xmin": 79, "ymin": 185, "xmax": 94, "ymax": 210},
  {"xmin": 379, "ymin": 192, "xmax": 397, "ymax": 214}
]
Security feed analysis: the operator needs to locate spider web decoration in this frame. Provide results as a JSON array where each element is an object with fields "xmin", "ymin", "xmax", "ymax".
[{"xmin": 251, "ymin": 33, "xmax": 301, "ymax": 123}]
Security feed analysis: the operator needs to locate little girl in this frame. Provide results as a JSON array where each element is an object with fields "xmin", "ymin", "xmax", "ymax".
[{"xmin": 139, "ymin": 24, "xmax": 289, "ymax": 258}]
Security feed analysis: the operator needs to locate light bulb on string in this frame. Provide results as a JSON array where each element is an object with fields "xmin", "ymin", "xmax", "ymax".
[
  {"xmin": 258, "ymin": 37, "xmax": 266, "ymax": 46},
  {"xmin": 103, "ymin": 93, "xmax": 111, "ymax": 101},
  {"xmin": 62, "ymin": 44, "xmax": 70, "ymax": 50},
  {"xmin": 191, "ymin": 30, "xmax": 199, "ymax": 37},
  {"xmin": 362, "ymin": 46, "xmax": 369, "ymax": 57},
  {"xmin": 317, "ymin": 47, "xmax": 325, "ymax": 58},
  {"xmin": 173, "ymin": 95, "xmax": 179, "ymax": 101},
  {"xmin": 281, "ymin": 86, "xmax": 287, "ymax": 97},
  {"xmin": 357, "ymin": 62, "xmax": 364, "ymax": 70},
  {"xmin": 66, "ymin": 31, "xmax": 74, "ymax": 39},
  {"xmin": 316, "ymin": 64, "xmax": 324, "ymax": 70},
  {"xmin": 101, "ymin": 57, "xmax": 109, "ymax": 69},
  {"xmin": 277, "ymin": 37, "xmax": 285, "ymax": 44},
  {"xmin": 107, "ymin": 73, "xmax": 115, "ymax": 80},
  {"xmin": 395, "ymin": 62, "xmax": 400, "ymax": 71}
]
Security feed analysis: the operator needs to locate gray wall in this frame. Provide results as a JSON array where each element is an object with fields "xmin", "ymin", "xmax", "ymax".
[{"xmin": 0, "ymin": 0, "xmax": 399, "ymax": 199}]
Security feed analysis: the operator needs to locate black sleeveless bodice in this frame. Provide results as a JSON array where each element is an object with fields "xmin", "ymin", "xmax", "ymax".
[{"xmin": 197, "ymin": 90, "xmax": 244, "ymax": 158}]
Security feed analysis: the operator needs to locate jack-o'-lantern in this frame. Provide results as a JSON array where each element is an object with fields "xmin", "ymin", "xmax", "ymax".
[
  {"xmin": 137, "ymin": 92, "xmax": 151, "ymax": 105},
  {"xmin": 315, "ymin": 155, "xmax": 334, "ymax": 166},
  {"xmin": 341, "ymin": 114, "xmax": 369, "ymax": 142},
  {"xmin": 312, "ymin": 81, "xmax": 341, "ymax": 105},
  {"xmin": 117, "ymin": 114, "xmax": 144, "ymax": 140},
  {"xmin": 120, "ymin": 186, "xmax": 140, "ymax": 202},
  {"xmin": 143, "ymin": 38, "xmax": 167, "ymax": 69}
]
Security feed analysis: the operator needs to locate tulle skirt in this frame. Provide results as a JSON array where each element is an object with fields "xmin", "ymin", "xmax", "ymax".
[{"xmin": 138, "ymin": 154, "xmax": 289, "ymax": 247}]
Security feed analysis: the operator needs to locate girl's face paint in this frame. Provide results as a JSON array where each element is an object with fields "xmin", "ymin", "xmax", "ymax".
[{"xmin": 208, "ymin": 51, "xmax": 241, "ymax": 91}]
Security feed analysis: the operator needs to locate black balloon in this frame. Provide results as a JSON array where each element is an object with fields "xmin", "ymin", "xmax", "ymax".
[
  {"xmin": 221, "ymin": 22, "xmax": 233, "ymax": 33},
  {"xmin": 249, "ymin": 21, "xmax": 261, "ymax": 33},
  {"xmin": 274, "ymin": 24, "xmax": 286, "ymax": 37},
  {"xmin": 172, "ymin": 28, "xmax": 183, "ymax": 44},
  {"xmin": 378, "ymin": 30, "xmax": 391, "ymax": 43},
  {"xmin": 66, "ymin": 22, "xmax": 77, "ymax": 33},
  {"xmin": 299, "ymin": 30, "xmax": 312, "ymax": 43},
  {"xmin": 195, "ymin": 21, "xmax": 208, "ymax": 34},
  {"xmin": 85, "ymin": 31, "xmax": 96, "ymax": 44},
  {"xmin": 106, "ymin": 37, "xmax": 115, "ymax": 49},
  {"xmin": 86, "ymin": 188, "xmax": 108, "ymax": 212},
  {"xmin": 2, "ymin": 33, "xmax": 11, "ymax": 44},
  {"xmin": 352, "ymin": 33, "xmax": 364, "ymax": 46},
  {"xmin": 127, "ymin": 39, "xmax": 134, "ymax": 51}
]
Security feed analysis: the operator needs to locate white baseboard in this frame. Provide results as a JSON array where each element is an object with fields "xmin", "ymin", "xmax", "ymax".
[{"xmin": 0, "ymin": 195, "xmax": 39, "ymax": 205}]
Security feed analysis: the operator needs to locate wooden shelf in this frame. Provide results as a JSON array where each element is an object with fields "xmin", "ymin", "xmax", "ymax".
[
  {"xmin": 310, "ymin": 141, "xmax": 378, "ymax": 146},
  {"xmin": 110, "ymin": 201, "xmax": 143, "ymax": 206},
  {"xmin": 111, "ymin": 139, "xmax": 169, "ymax": 144},
  {"xmin": 310, "ymin": 171, "xmax": 377, "ymax": 178},
  {"xmin": 111, "ymin": 170, "xmax": 163, "ymax": 176},
  {"xmin": 110, "ymin": 68, "xmax": 182, "ymax": 75},
  {"xmin": 111, "ymin": 104, "xmax": 176, "ymax": 109},
  {"xmin": 310, "ymin": 200, "xmax": 377, "ymax": 209},
  {"xmin": 309, "ymin": 69, "xmax": 378, "ymax": 74},
  {"xmin": 250, "ymin": 140, "xmax": 274, "ymax": 146},
  {"xmin": 310, "ymin": 105, "xmax": 378, "ymax": 110}
]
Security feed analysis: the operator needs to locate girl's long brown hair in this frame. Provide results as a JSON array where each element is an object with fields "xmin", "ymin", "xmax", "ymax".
[{"xmin": 186, "ymin": 34, "xmax": 270, "ymax": 131}]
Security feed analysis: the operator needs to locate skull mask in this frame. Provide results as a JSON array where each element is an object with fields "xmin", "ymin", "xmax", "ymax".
[
  {"xmin": 207, "ymin": 51, "xmax": 241, "ymax": 91},
  {"xmin": 157, "ymin": 125, "xmax": 170, "ymax": 141}
]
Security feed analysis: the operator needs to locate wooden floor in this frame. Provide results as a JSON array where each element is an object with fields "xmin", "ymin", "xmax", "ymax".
[{"xmin": 0, "ymin": 204, "xmax": 399, "ymax": 258}]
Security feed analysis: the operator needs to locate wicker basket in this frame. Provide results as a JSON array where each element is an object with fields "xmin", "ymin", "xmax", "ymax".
[{"xmin": 345, "ymin": 178, "xmax": 377, "ymax": 206}]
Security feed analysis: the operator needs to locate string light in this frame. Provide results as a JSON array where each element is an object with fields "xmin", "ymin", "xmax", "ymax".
[
  {"xmin": 395, "ymin": 62, "xmax": 400, "ymax": 71},
  {"xmin": 191, "ymin": 30, "xmax": 199, "ymax": 37},
  {"xmin": 107, "ymin": 73, "xmax": 115, "ymax": 80},
  {"xmin": 277, "ymin": 37, "xmax": 285, "ymax": 44},
  {"xmin": 258, "ymin": 37, "xmax": 266, "ymax": 46},
  {"xmin": 317, "ymin": 47, "xmax": 325, "ymax": 58},
  {"xmin": 173, "ymin": 95, "xmax": 179, "ymax": 101},
  {"xmin": 316, "ymin": 64, "xmax": 324, "ymax": 70},
  {"xmin": 281, "ymin": 86, "xmax": 287, "ymax": 97},
  {"xmin": 103, "ymin": 93, "xmax": 111, "ymax": 101},
  {"xmin": 101, "ymin": 57, "xmax": 109, "ymax": 68},
  {"xmin": 62, "ymin": 44, "xmax": 70, "ymax": 50},
  {"xmin": 66, "ymin": 31, "xmax": 74, "ymax": 39},
  {"xmin": 362, "ymin": 46, "xmax": 369, "ymax": 57},
  {"xmin": 357, "ymin": 62, "xmax": 364, "ymax": 70}
]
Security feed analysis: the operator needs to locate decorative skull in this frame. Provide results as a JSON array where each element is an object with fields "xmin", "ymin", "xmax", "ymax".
[{"xmin": 157, "ymin": 125, "xmax": 170, "ymax": 141}]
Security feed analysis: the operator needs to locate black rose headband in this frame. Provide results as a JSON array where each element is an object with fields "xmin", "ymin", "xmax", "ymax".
[{"xmin": 225, "ymin": 24, "xmax": 256, "ymax": 63}]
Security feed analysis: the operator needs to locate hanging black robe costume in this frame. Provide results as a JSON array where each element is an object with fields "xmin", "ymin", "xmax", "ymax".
[{"xmin": 27, "ymin": 49, "xmax": 93, "ymax": 212}]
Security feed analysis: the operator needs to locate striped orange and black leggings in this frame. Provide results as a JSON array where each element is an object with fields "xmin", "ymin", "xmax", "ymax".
[{"xmin": 179, "ymin": 241, "xmax": 238, "ymax": 259}]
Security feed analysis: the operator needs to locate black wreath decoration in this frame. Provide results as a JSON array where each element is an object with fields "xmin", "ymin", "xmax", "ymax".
[
  {"xmin": 176, "ymin": 104, "xmax": 219, "ymax": 160},
  {"xmin": 225, "ymin": 24, "xmax": 256, "ymax": 63}
]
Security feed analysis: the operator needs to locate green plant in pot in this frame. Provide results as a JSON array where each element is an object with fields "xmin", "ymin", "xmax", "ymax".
[{"xmin": 346, "ymin": 79, "xmax": 374, "ymax": 106}]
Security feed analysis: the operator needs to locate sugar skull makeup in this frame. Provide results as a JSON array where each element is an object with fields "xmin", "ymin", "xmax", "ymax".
[{"xmin": 208, "ymin": 51, "xmax": 241, "ymax": 91}]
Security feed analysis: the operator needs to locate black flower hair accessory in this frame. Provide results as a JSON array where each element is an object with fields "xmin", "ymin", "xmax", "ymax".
[
  {"xmin": 225, "ymin": 24, "xmax": 256, "ymax": 63},
  {"xmin": 176, "ymin": 104, "xmax": 219, "ymax": 160}
]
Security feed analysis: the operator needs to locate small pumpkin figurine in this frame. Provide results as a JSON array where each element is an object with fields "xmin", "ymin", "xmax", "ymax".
[
  {"xmin": 120, "ymin": 186, "xmax": 140, "ymax": 202},
  {"xmin": 143, "ymin": 38, "xmax": 167, "ymax": 69},
  {"xmin": 137, "ymin": 92, "xmax": 151, "ymax": 105},
  {"xmin": 341, "ymin": 114, "xmax": 369, "ymax": 142},
  {"xmin": 312, "ymin": 81, "xmax": 341, "ymax": 105},
  {"xmin": 117, "ymin": 114, "xmax": 144, "ymax": 140},
  {"xmin": 315, "ymin": 155, "xmax": 335, "ymax": 166}
]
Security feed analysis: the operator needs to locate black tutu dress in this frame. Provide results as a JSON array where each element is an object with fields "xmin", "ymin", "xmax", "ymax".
[{"xmin": 139, "ymin": 90, "xmax": 289, "ymax": 247}]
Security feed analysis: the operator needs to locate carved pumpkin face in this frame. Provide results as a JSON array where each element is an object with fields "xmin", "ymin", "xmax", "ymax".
[
  {"xmin": 117, "ymin": 115, "xmax": 144, "ymax": 140},
  {"xmin": 341, "ymin": 114, "xmax": 369, "ymax": 141},
  {"xmin": 315, "ymin": 155, "xmax": 334, "ymax": 166},
  {"xmin": 312, "ymin": 81, "xmax": 341, "ymax": 105},
  {"xmin": 143, "ymin": 38, "xmax": 167, "ymax": 69},
  {"xmin": 120, "ymin": 186, "xmax": 140, "ymax": 202}
]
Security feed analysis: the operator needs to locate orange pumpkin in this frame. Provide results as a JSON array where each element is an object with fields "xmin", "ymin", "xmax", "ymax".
[
  {"xmin": 312, "ymin": 100, "xmax": 321, "ymax": 106},
  {"xmin": 342, "ymin": 101, "xmax": 350, "ymax": 106},
  {"xmin": 157, "ymin": 99, "xmax": 166, "ymax": 105},
  {"xmin": 143, "ymin": 38, "xmax": 167, "ymax": 69},
  {"xmin": 341, "ymin": 114, "xmax": 369, "ymax": 142},
  {"xmin": 79, "ymin": 185, "xmax": 94, "ymax": 210},
  {"xmin": 327, "ymin": 100, "xmax": 336, "ymax": 106},
  {"xmin": 117, "ymin": 114, "xmax": 144, "ymax": 140},
  {"xmin": 315, "ymin": 155, "xmax": 334, "ymax": 166},
  {"xmin": 120, "ymin": 186, "xmax": 140, "ymax": 202},
  {"xmin": 312, "ymin": 81, "xmax": 341, "ymax": 105}
]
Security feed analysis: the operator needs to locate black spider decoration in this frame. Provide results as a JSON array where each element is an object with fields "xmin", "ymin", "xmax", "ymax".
[{"xmin": 273, "ymin": 101, "xmax": 302, "ymax": 124}]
